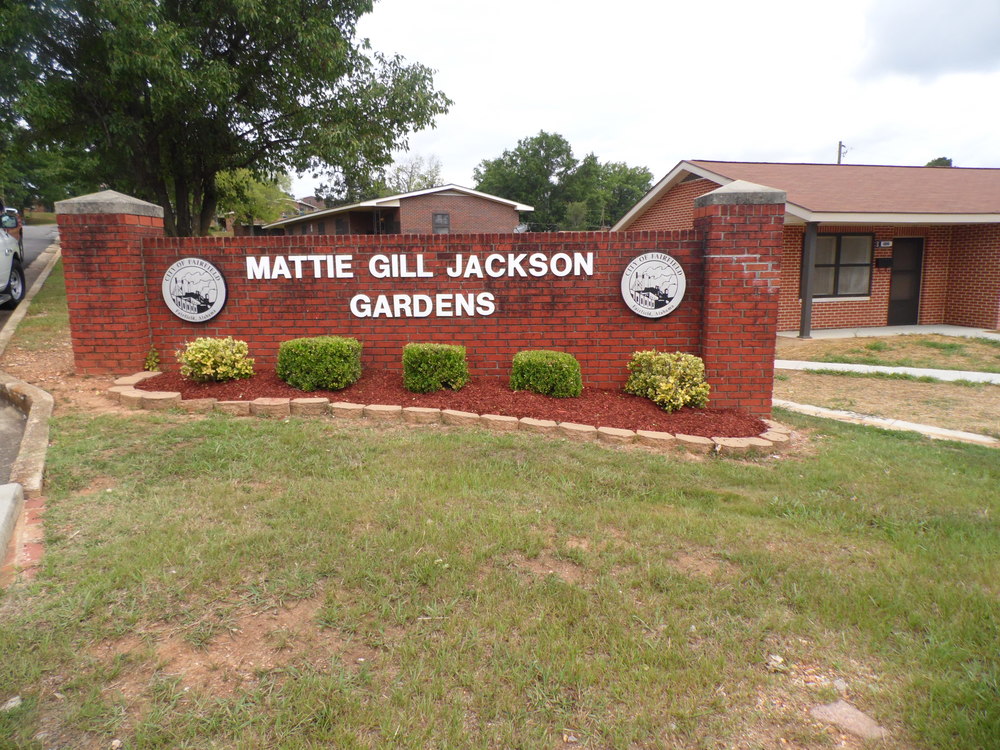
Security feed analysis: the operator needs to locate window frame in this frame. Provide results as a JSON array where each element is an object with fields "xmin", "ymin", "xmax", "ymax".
[
  {"xmin": 807, "ymin": 232, "xmax": 874, "ymax": 299},
  {"xmin": 432, "ymin": 212, "xmax": 451, "ymax": 234}
]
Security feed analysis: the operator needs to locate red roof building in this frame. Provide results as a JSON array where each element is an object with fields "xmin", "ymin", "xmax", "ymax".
[{"xmin": 614, "ymin": 160, "xmax": 1000, "ymax": 333}]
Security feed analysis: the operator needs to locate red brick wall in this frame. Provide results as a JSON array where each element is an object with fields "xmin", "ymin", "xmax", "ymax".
[
  {"xmin": 58, "ymin": 189, "xmax": 792, "ymax": 415},
  {"xmin": 776, "ymin": 225, "xmax": 955, "ymax": 331},
  {"xmin": 398, "ymin": 194, "xmax": 521, "ymax": 234},
  {"xmin": 947, "ymin": 226, "xmax": 1000, "ymax": 329},
  {"xmin": 626, "ymin": 178, "xmax": 720, "ymax": 231},
  {"xmin": 695, "ymin": 201, "xmax": 784, "ymax": 413}
]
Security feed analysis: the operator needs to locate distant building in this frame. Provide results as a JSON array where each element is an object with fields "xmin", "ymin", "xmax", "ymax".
[
  {"xmin": 614, "ymin": 160, "xmax": 1000, "ymax": 333},
  {"xmin": 263, "ymin": 185, "xmax": 533, "ymax": 236}
]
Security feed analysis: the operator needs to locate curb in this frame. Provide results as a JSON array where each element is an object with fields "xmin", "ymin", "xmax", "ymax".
[
  {"xmin": 773, "ymin": 399, "xmax": 998, "ymax": 447},
  {"xmin": 0, "ymin": 483, "xmax": 23, "ymax": 560},
  {"xmin": 111, "ymin": 374, "xmax": 795, "ymax": 457}
]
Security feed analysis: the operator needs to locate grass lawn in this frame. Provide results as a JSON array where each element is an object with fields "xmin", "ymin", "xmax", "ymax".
[
  {"xmin": 776, "ymin": 334, "xmax": 1000, "ymax": 374},
  {"xmin": 0, "ymin": 410, "xmax": 997, "ymax": 748}
]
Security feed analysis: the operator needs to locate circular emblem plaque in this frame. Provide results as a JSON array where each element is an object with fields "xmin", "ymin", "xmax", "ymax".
[
  {"xmin": 620, "ymin": 252, "xmax": 686, "ymax": 318},
  {"xmin": 162, "ymin": 258, "xmax": 227, "ymax": 322}
]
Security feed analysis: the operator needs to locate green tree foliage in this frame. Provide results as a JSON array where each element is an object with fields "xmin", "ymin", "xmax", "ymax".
[
  {"xmin": 473, "ymin": 131, "xmax": 652, "ymax": 231},
  {"xmin": 379, "ymin": 153, "xmax": 443, "ymax": 196},
  {"xmin": 216, "ymin": 170, "xmax": 292, "ymax": 226},
  {"xmin": 925, "ymin": 157, "xmax": 954, "ymax": 167},
  {"xmin": 13, "ymin": 0, "xmax": 450, "ymax": 235}
]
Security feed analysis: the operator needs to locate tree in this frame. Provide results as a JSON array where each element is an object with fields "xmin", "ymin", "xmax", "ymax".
[
  {"xmin": 473, "ymin": 132, "xmax": 652, "ymax": 231},
  {"xmin": 925, "ymin": 157, "xmax": 953, "ymax": 167},
  {"xmin": 216, "ymin": 171, "xmax": 293, "ymax": 226},
  {"xmin": 380, "ymin": 154, "xmax": 443, "ymax": 195},
  {"xmin": 13, "ymin": 0, "xmax": 450, "ymax": 235}
]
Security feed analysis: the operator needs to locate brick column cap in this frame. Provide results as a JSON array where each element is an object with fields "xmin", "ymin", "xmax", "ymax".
[
  {"xmin": 56, "ymin": 190, "xmax": 164, "ymax": 218},
  {"xmin": 694, "ymin": 180, "xmax": 786, "ymax": 207}
]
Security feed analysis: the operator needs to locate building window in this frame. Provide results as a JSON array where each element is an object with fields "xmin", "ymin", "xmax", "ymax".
[
  {"xmin": 810, "ymin": 234, "xmax": 873, "ymax": 297},
  {"xmin": 335, "ymin": 217, "xmax": 348, "ymax": 235},
  {"xmin": 432, "ymin": 212, "xmax": 450, "ymax": 234},
  {"xmin": 317, "ymin": 221, "xmax": 325, "ymax": 234}
]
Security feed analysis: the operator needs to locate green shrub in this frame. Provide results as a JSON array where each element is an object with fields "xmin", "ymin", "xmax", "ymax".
[
  {"xmin": 624, "ymin": 350, "xmax": 710, "ymax": 412},
  {"xmin": 402, "ymin": 343, "xmax": 469, "ymax": 393},
  {"xmin": 176, "ymin": 337, "xmax": 255, "ymax": 383},
  {"xmin": 276, "ymin": 336, "xmax": 362, "ymax": 391},
  {"xmin": 509, "ymin": 350, "xmax": 583, "ymax": 398}
]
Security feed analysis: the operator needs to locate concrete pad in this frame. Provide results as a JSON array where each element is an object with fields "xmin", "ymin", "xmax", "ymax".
[
  {"xmin": 215, "ymin": 400, "xmax": 251, "ymax": 416},
  {"xmin": 403, "ymin": 407, "xmax": 442, "ymax": 424},
  {"xmin": 558, "ymin": 422, "xmax": 597, "ymax": 441},
  {"xmin": 442, "ymin": 409, "xmax": 480, "ymax": 427},
  {"xmin": 140, "ymin": 391, "xmax": 181, "ymax": 410},
  {"xmin": 809, "ymin": 700, "xmax": 888, "ymax": 740},
  {"xmin": 0, "ymin": 483, "xmax": 24, "ymax": 561},
  {"xmin": 674, "ymin": 434, "xmax": 715, "ymax": 453},
  {"xmin": 597, "ymin": 426, "xmax": 636, "ymax": 444},
  {"xmin": 636, "ymin": 429, "xmax": 676, "ymax": 449},
  {"xmin": 290, "ymin": 397, "xmax": 329, "ymax": 416},
  {"xmin": 519, "ymin": 417, "xmax": 558, "ymax": 435},
  {"xmin": 330, "ymin": 402, "xmax": 365, "ymax": 418},
  {"xmin": 363, "ymin": 404, "xmax": 402, "ymax": 421},
  {"xmin": 480, "ymin": 413, "xmax": 518, "ymax": 431},
  {"xmin": 251, "ymin": 398, "xmax": 290, "ymax": 417}
]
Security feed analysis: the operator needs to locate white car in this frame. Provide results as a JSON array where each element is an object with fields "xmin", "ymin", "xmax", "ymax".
[{"xmin": 0, "ymin": 203, "xmax": 25, "ymax": 309}]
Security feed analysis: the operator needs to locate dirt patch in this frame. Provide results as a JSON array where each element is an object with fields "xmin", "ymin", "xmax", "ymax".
[
  {"xmin": 511, "ymin": 552, "xmax": 587, "ymax": 585},
  {"xmin": 774, "ymin": 371, "xmax": 1000, "ymax": 437},
  {"xmin": 0, "ymin": 336, "xmax": 122, "ymax": 417},
  {"xmin": 776, "ymin": 333, "xmax": 1000, "ymax": 373},
  {"xmin": 668, "ymin": 547, "xmax": 732, "ymax": 578}
]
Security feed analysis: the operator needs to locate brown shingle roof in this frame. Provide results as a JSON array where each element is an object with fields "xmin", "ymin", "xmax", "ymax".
[{"xmin": 689, "ymin": 160, "xmax": 1000, "ymax": 215}]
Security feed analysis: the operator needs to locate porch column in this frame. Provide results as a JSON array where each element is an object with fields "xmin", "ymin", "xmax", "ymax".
[{"xmin": 798, "ymin": 222, "xmax": 819, "ymax": 338}]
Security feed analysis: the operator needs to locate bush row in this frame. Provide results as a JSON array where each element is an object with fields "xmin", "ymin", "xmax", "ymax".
[{"xmin": 175, "ymin": 338, "xmax": 710, "ymax": 412}]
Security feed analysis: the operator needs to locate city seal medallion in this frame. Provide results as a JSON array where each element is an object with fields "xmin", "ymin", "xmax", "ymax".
[
  {"xmin": 620, "ymin": 252, "xmax": 686, "ymax": 318},
  {"xmin": 162, "ymin": 258, "xmax": 227, "ymax": 323}
]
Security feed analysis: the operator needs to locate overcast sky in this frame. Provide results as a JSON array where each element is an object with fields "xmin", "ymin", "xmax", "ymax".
[{"xmin": 292, "ymin": 0, "xmax": 1000, "ymax": 197}]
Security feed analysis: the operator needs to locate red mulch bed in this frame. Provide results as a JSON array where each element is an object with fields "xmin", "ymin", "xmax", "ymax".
[{"xmin": 136, "ymin": 371, "xmax": 767, "ymax": 438}]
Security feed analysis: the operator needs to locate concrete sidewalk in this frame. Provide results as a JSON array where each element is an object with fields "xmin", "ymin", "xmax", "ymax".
[
  {"xmin": 777, "ymin": 324, "xmax": 1000, "ymax": 342},
  {"xmin": 774, "ymin": 359, "xmax": 1000, "ymax": 384}
]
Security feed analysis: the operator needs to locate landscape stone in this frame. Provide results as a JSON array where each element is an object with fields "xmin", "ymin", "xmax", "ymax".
[
  {"xmin": 290, "ymin": 397, "xmax": 329, "ymax": 416},
  {"xmin": 636, "ymin": 429, "xmax": 676, "ymax": 449},
  {"xmin": 760, "ymin": 430, "xmax": 791, "ymax": 448},
  {"xmin": 251, "ymin": 398, "xmax": 290, "ymax": 417},
  {"xmin": 215, "ymin": 400, "xmax": 251, "ymax": 416},
  {"xmin": 441, "ymin": 409, "xmax": 480, "ymax": 426},
  {"xmin": 809, "ymin": 700, "xmax": 888, "ymax": 740},
  {"xmin": 558, "ymin": 422, "xmax": 597, "ymax": 441},
  {"xmin": 712, "ymin": 436, "xmax": 772, "ymax": 454},
  {"xmin": 363, "ymin": 404, "xmax": 403, "ymax": 421},
  {"xmin": 329, "ymin": 401, "xmax": 365, "ymax": 418},
  {"xmin": 179, "ymin": 398, "xmax": 216, "ymax": 413},
  {"xmin": 402, "ymin": 407, "xmax": 442, "ymax": 424},
  {"xmin": 140, "ymin": 391, "xmax": 181, "ymax": 411},
  {"xmin": 480, "ymin": 413, "xmax": 518, "ymax": 431},
  {"xmin": 117, "ymin": 388, "xmax": 145, "ymax": 409},
  {"xmin": 113, "ymin": 371, "xmax": 160, "ymax": 386},
  {"xmin": 519, "ymin": 417, "xmax": 558, "ymax": 435},
  {"xmin": 105, "ymin": 385, "xmax": 132, "ymax": 403},
  {"xmin": 674, "ymin": 433, "xmax": 715, "ymax": 453},
  {"xmin": 762, "ymin": 419, "xmax": 792, "ymax": 434},
  {"xmin": 597, "ymin": 426, "xmax": 635, "ymax": 444}
]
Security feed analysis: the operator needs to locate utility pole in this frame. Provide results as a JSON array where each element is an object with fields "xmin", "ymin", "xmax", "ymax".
[{"xmin": 837, "ymin": 141, "xmax": 848, "ymax": 164}]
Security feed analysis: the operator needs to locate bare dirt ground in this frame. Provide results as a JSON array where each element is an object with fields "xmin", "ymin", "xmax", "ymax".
[{"xmin": 773, "ymin": 372, "xmax": 1000, "ymax": 437}]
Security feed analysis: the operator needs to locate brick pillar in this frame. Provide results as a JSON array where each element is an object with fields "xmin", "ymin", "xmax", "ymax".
[
  {"xmin": 55, "ymin": 191, "xmax": 165, "ymax": 374},
  {"xmin": 693, "ymin": 181, "xmax": 786, "ymax": 416}
]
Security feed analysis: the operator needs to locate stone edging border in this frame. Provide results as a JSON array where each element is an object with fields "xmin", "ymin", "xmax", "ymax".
[{"xmin": 109, "ymin": 372, "xmax": 794, "ymax": 456}]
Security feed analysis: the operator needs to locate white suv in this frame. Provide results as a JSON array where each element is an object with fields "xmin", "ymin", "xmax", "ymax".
[{"xmin": 1, "ymin": 202, "xmax": 25, "ymax": 309}]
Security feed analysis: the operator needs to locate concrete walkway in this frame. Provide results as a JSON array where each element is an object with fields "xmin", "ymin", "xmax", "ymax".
[{"xmin": 774, "ymin": 324, "xmax": 999, "ymax": 445}]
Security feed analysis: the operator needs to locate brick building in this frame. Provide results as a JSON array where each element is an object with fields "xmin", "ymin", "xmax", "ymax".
[
  {"xmin": 263, "ymin": 185, "xmax": 532, "ymax": 236},
  {"xmin": 614, "ymin": 161, "xmax": 1000, "ymax": 333}
]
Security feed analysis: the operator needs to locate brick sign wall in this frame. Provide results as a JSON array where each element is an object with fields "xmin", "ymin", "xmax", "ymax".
[{"xmin": 56, "ymin": 185, "xmax": 786, "ymax": 415}]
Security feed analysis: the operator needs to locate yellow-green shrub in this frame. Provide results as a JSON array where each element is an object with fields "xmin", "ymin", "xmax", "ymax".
[
  {"xmin": 176, "ymin": 337, "xmax": 255, "ymax": 383},
  {"xmin": 624, "ymin": 350, "xmax": 710, "ymax": 412}
]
